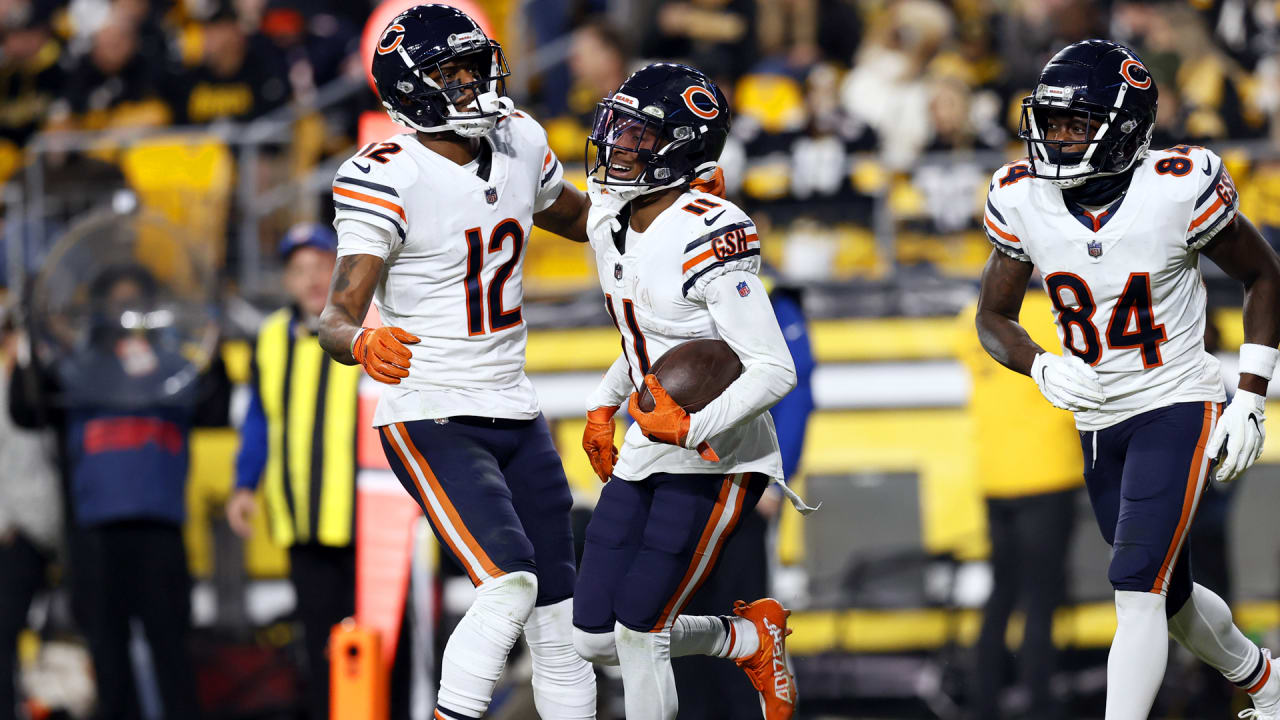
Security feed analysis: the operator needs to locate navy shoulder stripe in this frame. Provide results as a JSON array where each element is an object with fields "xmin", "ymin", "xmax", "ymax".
[
  {"xmin": 684, "ymin": 221, "xmax": 753, "ymax": 253},
  {"xmin": 334, "ymin": 202, "xmax": 407, "ymax": 240},
  {"xmin": 1196, "ymin": 163, "xmax": 1224, "ymax": 208},
  {"xmin": 335, "ymin": 175, "xmax": 399, "ymax": 196},
  {"xmin": 681, "ymin": 248, "xmax": 760, "ymax": 296},
  {"xmin": 540, "ymin": 159, "xmax": 560, "ymax": 186},
  {"xmin": 985, "ymin": 199, "xmax": 1006, "ymax": 225}
]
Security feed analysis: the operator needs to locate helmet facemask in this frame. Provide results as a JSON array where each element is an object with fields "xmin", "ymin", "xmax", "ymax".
[
  {"xmin": 1019, "ymin": 87, "xmax": 1151, "ymax": 188},
  {"xmin": 383, "ymin": 35, "xmax": 513, "ymax": 137},
  {"xmin": 586, "ymin": 101, "xmax": 704, "ymax": 201}
]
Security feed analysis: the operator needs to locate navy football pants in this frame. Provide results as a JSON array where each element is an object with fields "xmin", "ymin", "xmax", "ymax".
[
  {"xmin": 573, "ymin": 471, "xmax": 769, "ymax": 634},
  {"xmin": 380, "ymin": 416, "xmax": 576, "ymax": 606},
  {"xmin": 1081, "ymin": 401, "xmax": 1221, "ymax": 615}
]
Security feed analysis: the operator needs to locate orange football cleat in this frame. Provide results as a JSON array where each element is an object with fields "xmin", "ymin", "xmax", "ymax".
[{"xmin": 733, "ymin": 598, "xmax": 797, "ymax": 720}]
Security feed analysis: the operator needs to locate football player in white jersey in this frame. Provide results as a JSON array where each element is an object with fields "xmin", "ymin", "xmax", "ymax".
[
  {"xmin": 976, "ymin": 40, "xmax": 1280, "ymax": 719},
  {"xmin": 570, "ymin": 63, "xmax": 811, "ymax": 720},
  {"xmin": 316, "ymin": 6, "xmax": 596, "ymax": 719}
]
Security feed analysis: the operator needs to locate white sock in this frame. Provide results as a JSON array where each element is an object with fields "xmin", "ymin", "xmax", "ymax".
[
  {"xmin": 436, "ymin": 571, "xmax": 538, "ymax": 718},
  {"xmin": 671, "ymin": 615, "xmax": 758, "ymax": 659},
  {"xmin": 575, "ymin": 615, "xmax": 760, "ymax": 670},
  {"xmin": 614, "ymin": 622, "xmax": 677, "ymax": 720},
  {"xmin": 1169, "ymin": 583, "xmax": 1277, "ymax": 708},
  {"xmin": 1106, "ymin": 590, "xmax": 1168, "ymax": 720},
  {"xmin": 524, "ymin": 599, "xmax": 597, "ymax": 719}
]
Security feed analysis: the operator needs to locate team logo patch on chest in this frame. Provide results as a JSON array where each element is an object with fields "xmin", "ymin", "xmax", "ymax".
[
  {"xmin": 485, "ymin": 187, "xmax": 498, "ymax": 204},
  {"xmin": 1088, "ymin": 239, "xmax": 1103, "ymax": 258}
]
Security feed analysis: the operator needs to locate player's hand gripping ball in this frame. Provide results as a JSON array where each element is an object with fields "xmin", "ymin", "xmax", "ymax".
[
  {"xmin": 629, "ymin": 340, "xmax": 743, "ymax": 462},
  {"xmin": 353, "ymin": 326, "xmax": 419, "ymax": 384},
  {"xmin": 582, "ymin": 406, "xmax": 619, "ymax": 483}
]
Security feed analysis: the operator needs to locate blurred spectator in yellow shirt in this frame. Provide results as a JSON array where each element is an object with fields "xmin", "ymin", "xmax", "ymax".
[{"xmin": 957, "ymin": 288, "xmax": 1084, "ymax": 720}]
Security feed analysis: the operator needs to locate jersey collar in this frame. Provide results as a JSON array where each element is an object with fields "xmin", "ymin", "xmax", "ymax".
[{"xmin": 1064, "ymin": 193, "xmax": 1126, "ymax": 233}]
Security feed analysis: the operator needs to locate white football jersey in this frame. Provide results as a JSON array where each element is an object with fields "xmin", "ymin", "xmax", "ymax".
[
  {"xmin": 985, "ymin": 146, "xmax": 1237, "ymax": 430},
  {"xmin": 590, "ymin": 190, "xmax": 785, "ymax": 480},
  {"xmin": 332, "ymin": 111, "xmax": 564, "ymax": 426}
]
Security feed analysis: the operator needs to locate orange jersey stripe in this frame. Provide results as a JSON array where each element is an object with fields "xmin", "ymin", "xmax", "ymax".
[
  {"xmin": 334, "ymin": 186, "xmax": 407, "ymax": 221},
  {"xmin": 397, "ymin": 424, "xmax": 505, "ymax": 582},
  {"xmin": 682, "ymin": 248, "xmax": 716, "ymax": 273},
  {"xmin": 1152, "ymin": 402, "xmax": 1214, "ymax": 594},
  {"xmin": 1188, "ymin": 197, "xmax": 1225, "ymax": 232},
  {"xmin": 985, "ymin": 216, "xmax": 1020, "ymax": 244}
]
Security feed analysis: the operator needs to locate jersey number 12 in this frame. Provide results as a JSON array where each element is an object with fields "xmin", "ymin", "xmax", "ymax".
[
  {"xmin": 1046, "ymin": 272, "xmax": 1168, "ymax": 368},
  {"xmin": 463, "ymin": 220, "xmax": 525, "ymax": 336}
]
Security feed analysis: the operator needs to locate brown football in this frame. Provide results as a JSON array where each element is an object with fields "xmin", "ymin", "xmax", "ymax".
[{"xmin": 636, "ymin": 339, "xmax": 743, "ymax": 413}]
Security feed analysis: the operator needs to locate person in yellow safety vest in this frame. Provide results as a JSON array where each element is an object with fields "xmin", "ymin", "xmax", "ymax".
[
  {"xmin": 226, "ymin": 224, "xmax": 361, "ymax": 720},
  {"xmin": 957, "ymin": 287, "xmax": 1084, "ymax": 720}
]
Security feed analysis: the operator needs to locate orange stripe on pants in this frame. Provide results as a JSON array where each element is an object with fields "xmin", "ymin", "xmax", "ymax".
[
  {"xmin": 1151, "ymin": 402, "xmax": 1216, "ymax": 594},
  {"xmin": 383, "ymin": 424, "xmax": 505, "ymax": 585},
  {"xmin": 651, "ymin": 474, "xmax": 749, "ymax": 631}
]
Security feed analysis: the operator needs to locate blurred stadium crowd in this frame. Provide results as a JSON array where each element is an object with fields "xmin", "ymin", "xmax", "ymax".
[
  {"xmin": 4, "ymin": 0, "xmax": 1280, "ymax": 296},
  {"xmin": 4, "ymin": 0, "xmax": 1280, "ymax": 719}
]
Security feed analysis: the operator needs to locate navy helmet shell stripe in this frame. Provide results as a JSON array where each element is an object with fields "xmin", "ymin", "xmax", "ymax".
[{"xmin": 1019, "ymin": 39, "xmax": 1158, "ymax": 188}]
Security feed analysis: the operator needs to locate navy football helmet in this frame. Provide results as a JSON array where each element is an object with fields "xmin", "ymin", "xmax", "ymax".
[
  {"xmin": 370, "ymin": 4, "xmax": 511, "ymax": 137},
  {"xmin": 586, "ymin": 63, "xmax": 731, "ymax": 197},
  {"xmin": 1019, "ymin": 40, "xmax": 1158, "ymax": 187}
]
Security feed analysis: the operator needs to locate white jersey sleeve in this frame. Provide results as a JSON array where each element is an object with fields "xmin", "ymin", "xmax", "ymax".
[
  {"xmin": 1186, "ymin": 147, "xmax": 1239, "ymax": 251},
  {"xmin": 679, "ymin": 203, "xmax": 761, "ymax": 301},
  {"xmin": 685, "ymin": 270, "xmax": 797, "ymax": 448},
  {"xmin": 586, "ymin": 353, "xmax": 634, "ymax": 412},
  {"xmin": 335, "ymin": 217, "xmax": 394, "ymax": 260},
  {"xmin": 534, "ymin": 145, "xmax": 564, "ymax": 212},
  {"xmin": 501, "ymin": 111, "xmax": 564, "ymax": 213},
  {"xmin": 983, "ymin": 162, "xmax": 1031, "ymax": 262},
  {"xmin": 332, "ymin": 143, "xmax": 417, "ymax": 245}
]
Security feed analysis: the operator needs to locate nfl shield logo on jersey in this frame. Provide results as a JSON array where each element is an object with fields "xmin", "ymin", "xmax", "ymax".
[
  {"xmin": 614, "ymin": 263, "xmax": 623, "ymax": 280},
  {"xmin": 1088, "ymin": 239, "xmax": 1103, "ymax": 258},
  {"xmin": 737, "ymin": 281, "xmax": 750, "ymax": 297},
  {"xmin": 485, "ymin": 187, "xmax": 498, "ymax": 204}
]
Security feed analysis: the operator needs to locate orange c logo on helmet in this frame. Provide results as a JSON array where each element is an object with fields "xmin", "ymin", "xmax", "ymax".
[
  {"xmin": 377, "ymin": 24, "xmax": 406, "ymax": 55},
  {"xmin": 681, "ymin": 86, "xmax": 720, "ymax": 119},
  {"xmin": 1119, "ymin": 59, "xmax": 1152, "ymax": 89}
]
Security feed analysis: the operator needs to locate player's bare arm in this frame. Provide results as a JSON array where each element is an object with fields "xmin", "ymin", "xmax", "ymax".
[
  {"xmin": 532, "ymin": 182, "xmax": 590, "ymax": 242},
  {"xmin": 318, "ymin": 253, "xmax": 383, "ymax": 364},
  {"xmin": 318, "ymin": 253, "xmax": 418, "ymax": 384},
  {"xmin": 975, "ymin": 249, "xmax": 1039, "ymax": 375},
  {"xmin": 1202, "ymin": 213, "xmax": 1280, "ymax": 395}
]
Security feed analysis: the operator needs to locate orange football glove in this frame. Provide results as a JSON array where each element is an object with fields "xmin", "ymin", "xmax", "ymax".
[
  {"xmin": 690, "ymin": 167, "xmax": 726, "ymax": 198},
  {"xmin": 583, "ymin": 406, "xmax": 619, "ymax": 483},
  {"xmin": 628, "ymin": 375, "xmax": 720, "ymax": 462},
  {"xmin": 352, "ymin": 326, "xmax": 419, "ymax": 384}
]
